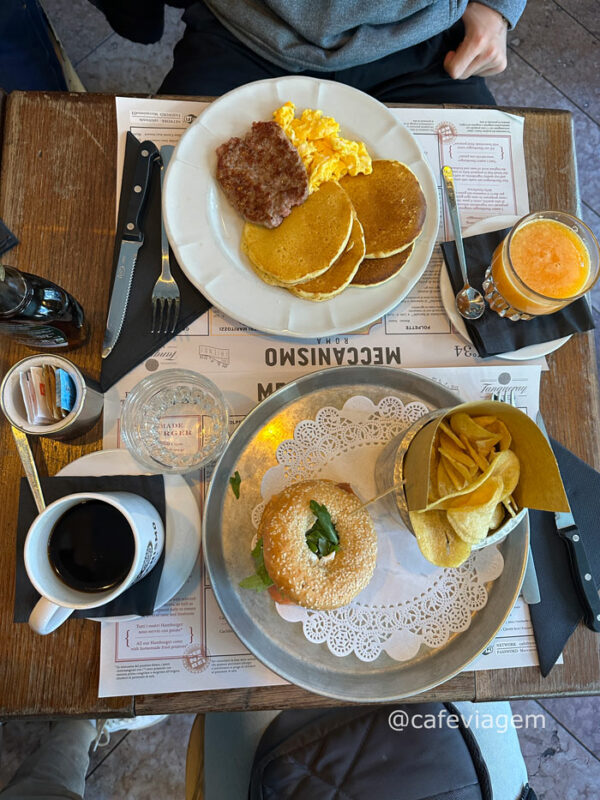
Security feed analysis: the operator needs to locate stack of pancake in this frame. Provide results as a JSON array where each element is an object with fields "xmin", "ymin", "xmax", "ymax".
[{"xmin": 242, "ymin": 160, "xmax": 427, "ymax": 302}]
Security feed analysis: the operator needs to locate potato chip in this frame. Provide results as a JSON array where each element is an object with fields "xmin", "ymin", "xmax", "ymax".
[
  {"xmin": 486, "ymin": 419, "xmax": 512, "ymax": 451},
  {"xmin": 503, "ymin": 495, "xmax": 518, "ymax": 517},
  {"xmin": 426, "ymin": 450, "xmax": 512, "ymax": 511},
  {"xmin": 447, "ymin": 477, "xmax": 504, "ymax": 544},
  {"xmin": 409, "ymin": 509, "xmax": 473, "ymax": 568},
  {"xmin": 503, "ymin": 500, "xmax": 516, "ymax": 517},
  {"xmin": 459, "ymin": 433, "xmax": 489, "ymax": 473},
  {"xmin": 472, "ymin": 415, "xmax": 497, "ymax": 427},
  {"xmin": 493, "ymin": 449, "xmax": 520, "ymax": 501},
  {"xmin": 439, "ymin": 421, "xmax": 466, "ymax": 450},
  {"xmin": 489, "ymin": 502, "xmax": 505, "ymax": 530},
  {"xmin": 475, "ymin": 439, "xmax": 499, "ymax": 459},
  {"xmin": 437, "ymin": 459, "xmax": 456, "ymax": 499},
  {"xmin": 440, "ymin": 455, "xmax": 466, "ymax": 492},
  {"xmin": 438, "ymin": 433, "xmax": 476, "ymax": 468},
  {"xmin": 439, "ymin": 450, "xmax": 475, "ymax": 483},
  {"xmin": 447, "ymin": 474, "xmax": 502, "ymax": 510},
  {"xmin": 449, "ymin": 412, "xmax": 501, "ymax": 447}
]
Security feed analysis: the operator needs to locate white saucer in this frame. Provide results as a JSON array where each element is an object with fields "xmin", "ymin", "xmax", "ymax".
[
  {"xmin": 58, "ymin": 448, "xmax": 200, "ymax": 622},
  {"xmin": 440, "ymin": 214, "xmax": 572, "ymax": 361}
]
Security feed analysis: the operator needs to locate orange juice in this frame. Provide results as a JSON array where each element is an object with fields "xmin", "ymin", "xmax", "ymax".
[{"xmin": 490, "ymin": 214, "xmax": 597, "ymax": 317}]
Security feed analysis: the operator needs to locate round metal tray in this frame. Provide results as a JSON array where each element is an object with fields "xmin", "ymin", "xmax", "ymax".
[{"xmin": 203, "ymin": 366, "xmax": 528, "ymax": 702}]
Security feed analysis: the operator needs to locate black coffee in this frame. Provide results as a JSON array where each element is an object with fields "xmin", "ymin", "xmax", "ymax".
[{"xmin": 48, "ymin": 500, "xmax": 135, "ymax": 592}]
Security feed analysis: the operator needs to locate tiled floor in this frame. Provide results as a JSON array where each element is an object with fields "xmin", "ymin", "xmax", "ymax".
[{"xmin": 1, "ymin": 1, "xmax": 599, "ymax": 798}]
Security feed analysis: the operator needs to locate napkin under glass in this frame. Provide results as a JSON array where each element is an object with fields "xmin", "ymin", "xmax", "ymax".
[{"xmin": 440, "ymin": 229, "xmax": 594, "ymax": 358}]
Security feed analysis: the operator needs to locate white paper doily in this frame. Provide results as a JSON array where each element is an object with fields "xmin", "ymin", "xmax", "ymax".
[{"xmin": 254, "ymin": 396, "xmax": 504, "ymax": 662}]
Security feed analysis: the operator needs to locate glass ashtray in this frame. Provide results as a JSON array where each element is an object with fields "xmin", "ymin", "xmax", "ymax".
[{"xmin": 121, "ymin": 369, "xmax": 229, "ymax": 474}]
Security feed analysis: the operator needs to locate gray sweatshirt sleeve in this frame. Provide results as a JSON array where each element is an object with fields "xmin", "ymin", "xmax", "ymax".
[{"xmin": 472, "ymin": 0, "xmax": 527, "ymax": 28}]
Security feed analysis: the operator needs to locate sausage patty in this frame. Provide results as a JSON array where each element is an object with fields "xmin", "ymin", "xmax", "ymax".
[{"xmin": 216, "ymin": 121, "xmax": 309, "ymax": 228}]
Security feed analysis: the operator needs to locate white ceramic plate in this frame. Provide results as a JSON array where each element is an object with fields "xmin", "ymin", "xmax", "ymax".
[
  {"xmin": 440, "ymin": 214, "xmax": 572, "ymax": 360},
  {"xmin": 58, "ymin": 449, "xmax": 200, "ymax": 621},
  {"xmin": 163, "ymin": 76, "xmax": 439, "ymax": 338}
]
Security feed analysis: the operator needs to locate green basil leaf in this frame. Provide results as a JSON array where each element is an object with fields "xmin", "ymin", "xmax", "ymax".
[
  {"xmin": 250, "ymin": 537, "xmax": 264, "ymax": 565},
  {"xmin": 239, "ymin": 574, "xmax": 272, "ymax": 591},
  {"xmin": 229, "ymin": 471, "xmax": 241, "ymax": 499},
  {"xmin": 309, "ymin": 500, "xmax": 339, "ymax": 544},
  {"xmin": 240, "ymin": 538, "xmax": 273, "ymax": 591},
  {"xmin": 305, "ymin": 500, "xmax": 340, "ymax": 559}
]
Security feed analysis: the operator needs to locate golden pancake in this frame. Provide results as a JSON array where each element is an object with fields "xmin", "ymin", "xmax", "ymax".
[
  {"xmin": 351, "ymin": 242, "xmax": 414, "ymax": 287},
  {"xmin": 242, "ymin": 181, "xmax": 354, "ymax": 285},
  {"xmin": 249, "ymin": 261, "xmax": 286, "ymax": 286},
  {"xmin": 289, "ymin": 215, "xmax": 365, "ymax": 301},
  {"xmin": 339, "ymin": 160, "xmax": 426, "ymax": 258}
]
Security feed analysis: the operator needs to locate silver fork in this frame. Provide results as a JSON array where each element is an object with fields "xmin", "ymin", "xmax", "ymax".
[
  {"xmin": 151, "ymin": 145, "xmax": 180, "ymax": 334},
  {"xmin": 492, "ymin": 387, "xmax": 541, "ymax": 604}
]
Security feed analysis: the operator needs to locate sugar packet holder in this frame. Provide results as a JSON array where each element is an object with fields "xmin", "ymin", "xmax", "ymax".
[
  {"xmin": 1, "ymin": 355, "xmax": 103, "ymax": 440},
  {"xmin": 19, "ymin": 364, "xmax": 76, "ymax": 425}
]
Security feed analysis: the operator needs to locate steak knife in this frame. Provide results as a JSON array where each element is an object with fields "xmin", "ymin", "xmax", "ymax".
[
  {"xmin": 554, "ymin": 505, "xmax": 600, "ymax": 632},
  {"xmin": 102, "ymin": 140, "xmax": 159, "ymax": 358},
  {"xmin": 536, "ymin": 413, "xmax": 600, "ymax": 632}
]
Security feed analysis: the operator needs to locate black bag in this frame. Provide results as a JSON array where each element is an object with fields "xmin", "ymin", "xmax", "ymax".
[{"xmin": 249, "ymin": 704, "xmax": 537, "ymax": 799}]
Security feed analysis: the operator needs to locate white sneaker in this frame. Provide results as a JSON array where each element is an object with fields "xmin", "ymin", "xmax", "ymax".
[{"xmin": 93, "ymin": 714, "xmax": 168, "ymax": 749}]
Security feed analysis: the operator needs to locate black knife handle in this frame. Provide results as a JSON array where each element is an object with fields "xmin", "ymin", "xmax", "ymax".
[
  {"xmin": 559, "ymin": 524, "xmax": 600, "ymax": 632},
  {"xmin": 123, "ymin": 140, "xmax": 159, "ymax": 243}
]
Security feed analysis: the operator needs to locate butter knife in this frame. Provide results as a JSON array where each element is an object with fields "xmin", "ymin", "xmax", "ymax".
[
  {"xmin": 536, "ymin": 412, "xmax": 600, "ymax": 632},
  {"xmin": 102, "ymin": 140, "xmax": 159, "ymax": 358}
]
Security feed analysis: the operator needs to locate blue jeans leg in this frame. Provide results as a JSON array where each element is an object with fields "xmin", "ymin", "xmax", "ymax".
[{"xmin": 0, "ymin": 0, "xmax": 67, "ymax": 92}]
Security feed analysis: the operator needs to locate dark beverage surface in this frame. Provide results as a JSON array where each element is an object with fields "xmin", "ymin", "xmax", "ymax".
[
  {"xmin": 48, "ymin": 500, "xmax": 135, "ymax": 592},
  {"xmin": 0, "ymin": 265, "xmax": 88, "ymax": 349}
]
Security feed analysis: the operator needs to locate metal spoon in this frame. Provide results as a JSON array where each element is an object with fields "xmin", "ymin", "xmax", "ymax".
[
  {"xmin": 442, "ymin": 166, "xmax": 486, "ymax": 320},
  {"xmin": 11, "ymin": 426, "xmax": 46, "ymax": 513}
]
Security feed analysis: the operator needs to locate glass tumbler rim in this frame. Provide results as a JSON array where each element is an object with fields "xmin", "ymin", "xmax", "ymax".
[{"xmin": 504, "ymin": 209, "xmax": 600, "ymax": 304}]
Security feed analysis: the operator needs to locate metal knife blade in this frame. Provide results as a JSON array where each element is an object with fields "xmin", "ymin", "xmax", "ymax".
[
  {"xmin": 102, "ymin": 240, "xmax": 140, "ymax": 358},
  {"xmin": 536, "ymin": 412, "xmax": 600, "ymax": 632},
  {"xmin": 555, "ymin": 507, "xmax": 576, "ymax": 531},
  {"xmin": 102, "ymin": 140, "xmax": 159, "ymax": 359}
]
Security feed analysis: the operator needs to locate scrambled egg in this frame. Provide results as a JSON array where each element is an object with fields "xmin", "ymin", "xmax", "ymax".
[{"xmin": 273, "ymin": 102, "xmax": 372, "ymax": 193}]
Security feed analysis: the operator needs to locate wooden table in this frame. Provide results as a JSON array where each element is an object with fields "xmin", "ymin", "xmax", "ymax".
[{"xmin": 0, "ymin": 92, "xmax": 598, "ymax": 720}]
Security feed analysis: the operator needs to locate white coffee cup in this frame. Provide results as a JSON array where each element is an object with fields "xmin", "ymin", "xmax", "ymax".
[{"xmin": 24, "ymin": 491, "xmax": 165, "ymax": 635}]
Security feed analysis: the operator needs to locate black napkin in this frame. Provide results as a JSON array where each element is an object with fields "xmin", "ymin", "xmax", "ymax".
[
  {"xmin": 528, "ymin": 438, "xmax": 600, "ymax": 676},
  {"xmin": 15, "ymin": 474, "xmax": 166, "ymax": 621},
  {"xmin": 100, "ymin": 132, "xmax": 212, "ymax": 392},
  {"xmin": 440, "ymin": 230, "xmax": 594, "ymax": 358}
]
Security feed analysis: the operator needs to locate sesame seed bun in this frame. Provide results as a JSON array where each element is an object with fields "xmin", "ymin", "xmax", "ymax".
[{"xmin": 260, "ymin": 480, "xmax": 377, "ymax": 610}]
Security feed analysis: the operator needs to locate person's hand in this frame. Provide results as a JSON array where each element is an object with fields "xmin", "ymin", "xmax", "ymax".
[{"xmin": 444, "ymin": 2, "xmax": 508, "ymax": 79}]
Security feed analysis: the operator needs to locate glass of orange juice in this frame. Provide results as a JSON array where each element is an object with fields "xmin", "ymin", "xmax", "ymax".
[{"xmin": 482, "ymin": 211, "xmax": 600, "ymax": 320}]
